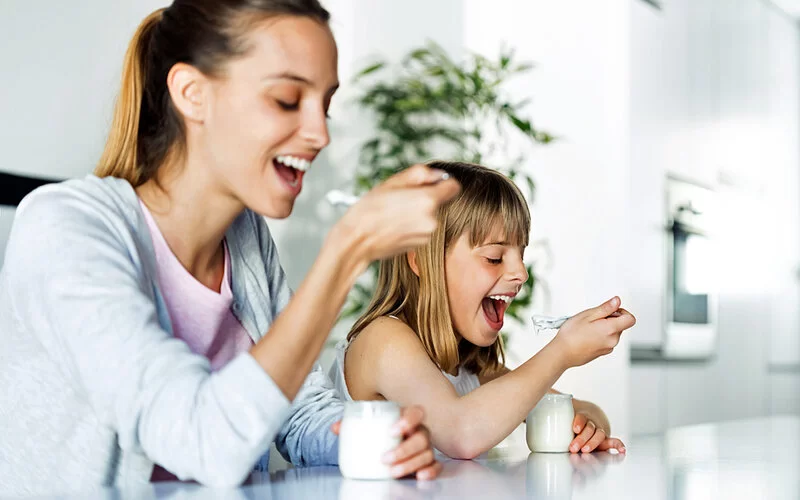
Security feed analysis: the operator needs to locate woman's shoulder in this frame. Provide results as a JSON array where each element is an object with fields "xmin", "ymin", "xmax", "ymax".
[
  {"xmin": 5, "ymin": 175, "xmax": 146, "ymax": 270},
  {"xmin": 16, "ymin": 174, "xmax": 138, "ymax": 228}
]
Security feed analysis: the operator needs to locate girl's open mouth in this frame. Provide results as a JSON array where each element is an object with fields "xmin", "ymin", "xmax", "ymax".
[{"xmin": 481, "ymin": 295, "xmax": 512, "ymax": 331}]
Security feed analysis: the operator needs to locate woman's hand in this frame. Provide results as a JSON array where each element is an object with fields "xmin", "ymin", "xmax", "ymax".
[
  {"xmin": 550, "ymin": 297, "xmax": 636, "ymax": 369},
  {"xmin": 334, "ymin": 165, "xmax": 461, "ymax": 264},
  {"xmin": 331, "ymin": 405, "xmax": 442, "ymax": 480},
  {"xmin": 569, "ymin": 411, "xmax": 626, "ymax": 454}
]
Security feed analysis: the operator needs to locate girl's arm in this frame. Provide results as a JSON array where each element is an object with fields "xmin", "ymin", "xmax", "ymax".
[
  {"xmin": 480, "ymin": 363, "xmax": 621, "ymax": 453},
  {"xmin": 348, "ymin": 318, "xmax": 568, "ymax": 459},
  {"xmin": 348, "ymin": 299, "xmax": 633, "ymax": 460}
]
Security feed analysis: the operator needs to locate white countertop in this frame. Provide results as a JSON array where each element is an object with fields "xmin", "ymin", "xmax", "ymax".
[{"xmin": 13, "ymin": 416, "xmax": 799, "ymax": 499}]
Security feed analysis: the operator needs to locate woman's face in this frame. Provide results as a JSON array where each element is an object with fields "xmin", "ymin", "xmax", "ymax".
[{"xmin": 200, "ymin": 16, "xmax": 339, "ymax": 219}]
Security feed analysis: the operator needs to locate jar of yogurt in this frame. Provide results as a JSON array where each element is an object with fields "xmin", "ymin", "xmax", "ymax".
[
  {"xmin": 526, "ymin": 394, "xmax": 575, "ymax": 453},
  {"xmin": 338, "ymin": 401, "xmax": 401, "ymax": 480}
]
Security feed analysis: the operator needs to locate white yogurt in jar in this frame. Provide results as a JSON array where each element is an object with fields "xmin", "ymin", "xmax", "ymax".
[
  {"xmin": 338, "ymin": 401, "xmax": 401, "ymax": 480},
  {"xmin": 526, "ymin": 393, "xmax": 575, "ymax": 453}
]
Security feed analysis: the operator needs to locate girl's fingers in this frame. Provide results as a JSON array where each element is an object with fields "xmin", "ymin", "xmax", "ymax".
[{"xmin": 596, "ymin": 437, "xmax": 627, "ymax": 454}]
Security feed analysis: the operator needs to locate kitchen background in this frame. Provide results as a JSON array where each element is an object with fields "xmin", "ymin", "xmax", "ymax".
[{"xmin": 1, "ymin": 0, "xmax": 798, "ymax": 441}]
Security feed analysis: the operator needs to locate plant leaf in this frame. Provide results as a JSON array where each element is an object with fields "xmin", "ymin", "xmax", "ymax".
[{"xmin": 357, "ymin": 61, "xmax": 386, "ymax": 78}]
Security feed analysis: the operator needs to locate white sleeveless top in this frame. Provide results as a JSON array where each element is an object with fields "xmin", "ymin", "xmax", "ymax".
[{"xmin": 328, "ymin": 317, "xmax": 481, "ymax": 401}]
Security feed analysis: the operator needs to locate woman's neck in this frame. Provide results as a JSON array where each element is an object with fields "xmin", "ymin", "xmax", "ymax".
[{"xmin": 135, "ymin": 161, "xmax": 244, "ymax": 291}]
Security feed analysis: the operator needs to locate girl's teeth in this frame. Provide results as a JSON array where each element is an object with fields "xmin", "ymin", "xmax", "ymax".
[{"xmin": 488, "ymin": 295, "xmax": 512, "ymax": 303}]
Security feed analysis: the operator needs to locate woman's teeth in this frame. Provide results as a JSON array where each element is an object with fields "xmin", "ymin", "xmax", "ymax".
[
  {"xmin": 276, "ymin": 155, "xmax": 311, "ymax": 172},
  {"xmin": 488, "ymin": 295, "xmax": 513, "ymax": 304}
]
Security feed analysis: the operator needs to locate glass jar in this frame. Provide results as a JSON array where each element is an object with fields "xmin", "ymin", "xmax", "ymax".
[
  {"xmin": 526, "ymin": 394, "xmax": 575, "ymax": 453},
  {"xmin": 338, "ymin": 401, "xmax": 401, "ymax": 480}
]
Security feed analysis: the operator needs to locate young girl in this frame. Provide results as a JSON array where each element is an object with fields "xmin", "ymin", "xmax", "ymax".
[{"xmin": 330, "ymin": 161, "xmax": 636, "ymax": 459}]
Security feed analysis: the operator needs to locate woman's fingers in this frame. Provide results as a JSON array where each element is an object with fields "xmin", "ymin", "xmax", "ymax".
[
  {"xmin": 572, "ymin": 412, "xmax": 589, "ymax": 434},
  {"xmin": 570, "ymin": 420, "xmax": 596, "ymax": 453}
]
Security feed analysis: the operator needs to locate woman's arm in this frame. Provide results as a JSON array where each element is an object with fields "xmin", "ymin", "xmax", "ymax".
[
  {"xmin": 250, "ymin": 165, "xmax": 460, "ymax": 399},
  {"xmin": 8, "ymin": 167, "xmax": 457, "ymax": 486}
]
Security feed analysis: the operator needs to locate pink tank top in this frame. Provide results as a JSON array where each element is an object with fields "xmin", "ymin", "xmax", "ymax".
[{"xmin": 140, "ymin": 200, "xmax": 254, "ymax": 481}]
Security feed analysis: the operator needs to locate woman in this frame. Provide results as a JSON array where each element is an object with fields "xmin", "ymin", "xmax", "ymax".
[{"xmin": 0, "ymin": 0, "xmax": 459, "ymax": 496}]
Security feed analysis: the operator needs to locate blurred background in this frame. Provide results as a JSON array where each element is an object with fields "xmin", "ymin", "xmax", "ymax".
[{"xmin": 1, "ymin": 0, "xmax": 798, "ymax": 442}]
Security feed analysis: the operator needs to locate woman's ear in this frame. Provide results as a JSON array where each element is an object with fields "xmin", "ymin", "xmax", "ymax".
[
  {"xmin": 407, "ymin": 250, "xmax": 420, "ymax": 277},
  {"xmin": 167, "ymin": 62, "xmax": 208, "ymax": 124}
]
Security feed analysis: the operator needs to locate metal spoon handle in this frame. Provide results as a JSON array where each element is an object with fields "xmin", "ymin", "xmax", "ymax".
[{"xmin": 325, "ymin": 173, "xmax": 451, "ymax": 208}]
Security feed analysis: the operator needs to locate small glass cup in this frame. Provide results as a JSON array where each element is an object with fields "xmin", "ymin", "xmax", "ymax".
[
  {"xmin": 338, "ymin": 401, "xmax": 401, "ymax": 480},
  {"xmin": 526, "ymin": 394, "xmax": 575, "ymax": 453}
]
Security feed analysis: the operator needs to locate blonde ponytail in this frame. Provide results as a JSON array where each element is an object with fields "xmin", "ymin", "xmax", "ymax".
[{"xmin": 95, "ymin": 9, "xmax": 164, "ymax": 185}]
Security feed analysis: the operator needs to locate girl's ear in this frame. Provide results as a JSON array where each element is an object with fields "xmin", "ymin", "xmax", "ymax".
[{"xmin": 407, "ymin": 250, "xmax": 420, "ymax": 277}]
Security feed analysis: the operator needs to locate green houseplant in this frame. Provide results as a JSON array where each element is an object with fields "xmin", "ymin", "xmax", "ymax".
[{"xmin": 339, "ymin": 41, "xmax": 554, "ymax": 340}]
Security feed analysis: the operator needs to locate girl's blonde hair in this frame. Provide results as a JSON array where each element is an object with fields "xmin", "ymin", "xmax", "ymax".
[
  {"xmin": 95, "ymin": 0, "xmax": 331, "ymax": 186},
  {"xmin": 348, "ymin": 161, "xmax": 531, "ymax": 376}
]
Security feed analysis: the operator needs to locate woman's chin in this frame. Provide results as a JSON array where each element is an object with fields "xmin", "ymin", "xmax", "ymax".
[{"xmin": 252, "ymin": 199, "xmax": 295, "ymax": 219}]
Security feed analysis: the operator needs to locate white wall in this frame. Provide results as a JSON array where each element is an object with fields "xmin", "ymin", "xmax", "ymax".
[
  {"xmin": 629, "ymin": 0, "xmax": 800, "ymax": 435},
  {"xmin": 0, "ymin": 0, "xmax": 170, "ymax": 265},
  {"xmin": 0, "ymin": 1, "xmax": 170, "ymax": 179}
]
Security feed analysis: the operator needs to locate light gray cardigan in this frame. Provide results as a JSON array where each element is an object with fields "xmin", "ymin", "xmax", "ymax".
[{"xmin": 0, "ymin": 175, "xmax": 342, "ymax": 496}]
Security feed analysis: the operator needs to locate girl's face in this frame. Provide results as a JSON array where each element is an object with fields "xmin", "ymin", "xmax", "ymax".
[
  {"xmin": 200, "ymin": 16, "xmax": 339, "ymax": 219},
  {"xmin": 444, "ymin": 228, "xmax": 528, "ymax": 347}
]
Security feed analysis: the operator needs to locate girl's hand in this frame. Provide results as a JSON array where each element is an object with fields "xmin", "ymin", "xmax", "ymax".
[
  {"xmin": 331, "ymin": 405, "xmax": 442, "ymax": 480},
  {"xmin": 335, "ymin": 165, "xmax": 461, "ymax": 263},
  {"xmin": 551, "ymin": 297, "xmax": 636, "ymax": 368},
  {"xmin": 569, "ymin": 412, "xmax": 626, "ymax": 454}
]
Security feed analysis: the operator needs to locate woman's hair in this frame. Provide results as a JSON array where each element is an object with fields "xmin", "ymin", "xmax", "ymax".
[
  {"xmin": 348, "ymin": 161, "xmax": 531, "ymax": 377},
  {"xmin": 95, "ymin": 0, "xmax": 330, "ymax": 186}
]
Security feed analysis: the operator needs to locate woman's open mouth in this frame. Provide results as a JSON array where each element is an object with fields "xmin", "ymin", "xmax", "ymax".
[{"xmin": 273, "ymin": 155, "xmax": 311, "ymax": 195}]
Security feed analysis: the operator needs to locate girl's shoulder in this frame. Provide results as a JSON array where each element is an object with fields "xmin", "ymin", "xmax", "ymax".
[{"xmin": 348, "ymin": 316, "xmax": 429, "ymax": 367}]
